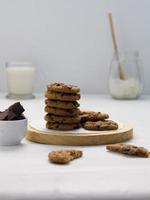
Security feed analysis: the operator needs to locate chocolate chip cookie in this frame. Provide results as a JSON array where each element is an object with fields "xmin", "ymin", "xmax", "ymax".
[
  {"xmin": 80, "ymin": 110, "xmax": 109, "ymax": 122},
  {"xmin": 45, "ymin": 106, "xmax": 80, "ymax": 117},
  {"xmin": 45, "ymin": 91, "xmax": 80, "ymax": 101},
  {"xmin": 106, "ymin": 143, "xmax": 150, "ymax": 157},
  {"xmin": 48, "ymin": 149, "xmax": 83, "ymax": 164},
  {"xmin": 47, "ymin": 82, "xmax": 80, "ymax": 94},
  {"xmin": 83, "ymin": 120, "xmax": 118, "ymax": 131},
  {"xmin": 46, "ymin": 122, "xmax": 80, "ymax": 130},
  {"xmin": 45, "ymin": 114, "xmax": 81, "ymax": 124},
  {"xmin": 45, "ymin": 99, "xmax": 80, "ymax": 109}
]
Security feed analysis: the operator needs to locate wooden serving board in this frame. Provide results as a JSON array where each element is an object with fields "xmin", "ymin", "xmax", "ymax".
[{"xmin": 26, "ymin": 119, "xmax": 133, "ymax": 146}]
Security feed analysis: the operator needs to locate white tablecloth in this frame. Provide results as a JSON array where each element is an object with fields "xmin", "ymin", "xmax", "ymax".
[{"xmin": 0, "ymin": 94, "xmax": 150, "ymax": 200}]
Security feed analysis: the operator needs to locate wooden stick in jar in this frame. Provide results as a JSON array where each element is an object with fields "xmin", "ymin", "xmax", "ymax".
[{"xmin": 108, "ymin": 12, "xmax": 125, "ymax": 80}]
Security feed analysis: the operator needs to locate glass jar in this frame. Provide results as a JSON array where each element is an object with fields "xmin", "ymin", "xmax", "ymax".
[
  {"xmin": 6, "ymin": 62, "xmax": 35, "ymax": 99},
  {"xmin": 108, "ymin": 51, "xmax": 143, "ymax": 99}
]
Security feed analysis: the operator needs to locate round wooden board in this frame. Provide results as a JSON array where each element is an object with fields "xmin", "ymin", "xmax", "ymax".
[{"xmin": 26, "ymin": 120, "xmax": 133, "ymax": 146}]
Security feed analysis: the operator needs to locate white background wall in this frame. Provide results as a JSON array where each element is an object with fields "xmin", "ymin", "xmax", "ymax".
[{"xmin": 0, "ymin": 0, "xmax": 150, "ymax": 94}]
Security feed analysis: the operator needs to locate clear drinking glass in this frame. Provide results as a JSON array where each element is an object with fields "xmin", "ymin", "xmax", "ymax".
[
  {"xmin": 6, "ymin": 62, "xmax": 35, "ymax": 99},
  {"xmin": 108, "ymin": 51, "xmax": 143, "ymax": 99}
]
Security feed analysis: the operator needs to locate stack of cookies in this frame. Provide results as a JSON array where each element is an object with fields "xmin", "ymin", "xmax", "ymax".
[{"xmin": 44, "ymin": 83, "xmax": 81, "ymax": 130}]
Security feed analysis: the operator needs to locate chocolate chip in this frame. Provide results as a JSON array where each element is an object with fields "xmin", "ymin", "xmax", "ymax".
[{"xmin": 66, "ymin": 109, "xmax": 74, "ymax": 114}]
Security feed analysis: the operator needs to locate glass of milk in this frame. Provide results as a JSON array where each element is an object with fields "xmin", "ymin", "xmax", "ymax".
[
  {"xmin": 108, "ymin": 51, "xmax": 143, "ymax": 99},
  {"xmin": 6, "ymin": 62, "xmax": 35, "ymax": 99}
]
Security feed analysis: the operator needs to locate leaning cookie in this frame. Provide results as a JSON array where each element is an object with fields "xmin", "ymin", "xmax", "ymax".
[
  {"xmin": 45, "ymin": 99, "xmax": 80, "ymax": 109},
  {"xmin": 48, "ymin": 150, "xmax": 83, "ymax": 164},
  {"xmin": 45, "ymin": 91, "xmax": 80, "ymax": 102},
  {"xmin": 106, "ymin": 143, "xmax": 150, "ymax": 157},
  {"xmin": 82, "ymin": 120, "xmax": 118, "ymax": 131},
  {"xmin": 47, "ymin": 82, "xmax": 80, "ymax": 94},
  {"xmin": 45, "ymin": 114, "xmax": 81, "ymax": 124},
  {"xmin": 46, "ymin": 122, "xmax": 80, "ymax": 130},
  {"xmin": 45, "ymin": 106, "xmax": 80, "ymax": 117},
  {"xmin": 79, "ymin": 110, "xmax": 109, "ymax": 122}
]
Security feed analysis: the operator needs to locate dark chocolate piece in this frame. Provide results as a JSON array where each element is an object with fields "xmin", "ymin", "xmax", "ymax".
[
  {"xmin": 8, "ymin": 102, "xmax": 25, "ymax": 115},
  {"xmin": 0, "ymin": 102, "xmax": 25, "ymax": 121},
  {"xmin": 13, "ymin": 114, "xmax": 26, "ymax": 120},
  {"xmin": 6, "ymin": 110, "xmax": 17, "ymax": 120},
  {"xmin": 7, "ymin": 102, "xmax": 25, "ymax": 120},
  {"xmin": 0, "ymin": 110, "xmax": 9, "ymax": 120}
]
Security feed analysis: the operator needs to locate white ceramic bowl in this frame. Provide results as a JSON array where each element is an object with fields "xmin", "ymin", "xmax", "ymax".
[{"xmin": 0, "ymin": 118, "xmax": 27, "ymax": 146}]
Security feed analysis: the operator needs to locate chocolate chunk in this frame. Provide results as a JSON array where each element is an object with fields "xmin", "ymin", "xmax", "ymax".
[
  {"xmin": 6, "ymin": 102, "xmax": 25, "ymax": 120},
  {"xmin": 6, "ymin": 110, "xmax": 17, "ymax": 120},
  {"xmin": 13, "ymin": 114, "xmax": 26, "ymax": 120},
  {"xmin": 0, "ymin": 102, "xmax": 25, "ymax": 121},
  {"xmin": 0, "ymin": 110, "xmax": 9, "ymax": 120},
  {"xmin": 8, "ymin": 102, "xmax": 25, "ymax": 116}
]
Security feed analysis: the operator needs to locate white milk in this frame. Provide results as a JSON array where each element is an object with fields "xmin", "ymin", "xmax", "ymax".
[{"xmin": 6, "ymin": 64, "xmax": 35, "ymax": 96}]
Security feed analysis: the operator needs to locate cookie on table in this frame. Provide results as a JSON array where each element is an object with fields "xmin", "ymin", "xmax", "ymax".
[
  {"xmin": 45, "ymin": 91, "xmax": 80, "ymax": 102},
  {"xmin": 45, "ymin": 99, "xmax": 80, "ymax": 109},
  {"xmin": 48, "ymin": 151, "xmax": 70, "ymax": 164},
  {"xmin": 45, "ymin": 106, "xmax": 80, "ymax": 117},
  {"xmin": 47, "ymin": 82, "xmax": 80, "ymax": 94},
  {"xmin": 106, "ymin": 143, "xmax": 150, "ymax": 158},
  {"xmin": 48, "ymin": 149, "xmax": 83, "ymax": 164},
  {"xmin": 83, "ymin": 120, "xmax": 118, "ymax": 131},
  {"xmin": 45, "ymin": 114, "xmax": 81, "ymax": 124},
  {"xmin": 79, "ymin": 110, "xmax": 109, "ymax": 122},
  {"xmin": 46, "ymin": 122, "xmax": 80, "ymax": 130}
]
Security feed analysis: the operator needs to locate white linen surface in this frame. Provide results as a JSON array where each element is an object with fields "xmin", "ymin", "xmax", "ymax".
[{"xmin": 0, "ymin": 94, "xmax": 149, "ymax": 200}]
